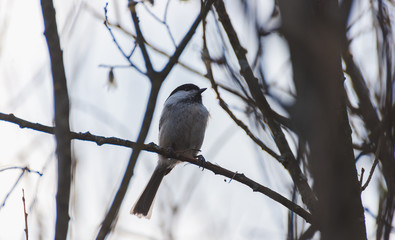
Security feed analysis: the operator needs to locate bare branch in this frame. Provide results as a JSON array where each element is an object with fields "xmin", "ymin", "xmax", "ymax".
[
  {"xmin": 361, "ymin": 138, "xmax": 382, "ymax": 191},
  {"xmin": 1, "ymin": 170, "xmax": 24, "ymax": 209},
  {"xmin": 0, "ymin": 112, "xmax": 312, "ymax": 223},
  {"xmin": 141, "ymin": 0, "xmax": 176, "ymax": 48},
  {"xmin": 201, "ymin": 21, "xmax": 280, "ymax": 161},
  {"xmin": 0, "ymin": 166, "xmax": 43, "ymax": 176},
  {"xmin": 104, "ymin": 3, "xmax": 145, "ymax": 75},
  {"xmin": 22, "ymin": 189, "xmax": 29, "ymax": 240},
  {"xmin": 85, "ymin": 2, "xmax": 206, "ymax": 78},
  {"xmin": 160, "ymin": 0, "xmax": 216, "ymax": 78},
  {"xmin": 129, "ymin": 1, "xmax": 154, "ymax": 74},
  {"xmin": 214, "ymin": 0, "xmax": 317, "ymax": 213},
  {"xmin": 343, "ymin": 2, "xmax": 394, "ymax": 237},
  {"xmin": 97, "ymin": 1, "xmax": 217, "ymax": 238},
  {"xmin": 343, "ymin": 41, "xmax": 380, "ymax": 134},
  {"xmin": 0, "ymin": 112, "xmax": 137, "ymax": 149},
  {"xmin": 96, "ymin": 84, "xmax": 162, "ymax": 240},
  {"xmin": 40, "ymin": 0, "xmax": 72, "ymax": 239}
]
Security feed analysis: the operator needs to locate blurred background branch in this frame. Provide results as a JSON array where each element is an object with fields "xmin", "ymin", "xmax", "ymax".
[
  {"xmin": 214, "ymin": 0, "xmax": 318, "ymax": 214},
  {"xmin": 0, "ymin": 0, "xmax": 394, "ymax": 239},
  {"xmin": 97, "ymin": 2, "xmax": 222, "ymax": 238},
  {"xmin": 40, "ymin": 0, "xmax": 72, "ymax": 239}
]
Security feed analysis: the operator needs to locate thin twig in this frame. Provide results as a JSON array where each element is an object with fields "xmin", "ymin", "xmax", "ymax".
[
  {"xmin": 359, "ymin": 168, "xmax": 365, "ymax": 187},
  {"xmin": 163, "ymin": 0, "xmax": 174, "ymax": 45},
  {"xmin": 129, "ymin": 1, "xmax": 154, "ymax": 74},
  {"xmin": 361, "ymin": 137, "xmax": 382, "ymax": 191},
  {"xmin": 0, "ymin": 111, "xmax": 312, "ymax": 222},
  {"xmin": 0, "ymin": 167, "xmax": 42, "ymax": 211},
  {"xmin": 201, "ymin": 20, "xmax": 280, "ymax": 161},
  {"xmin": 85, "ymin": 2, "xmax": 206, "ymax": 78},
  {"xmin": 0, "ymin": 166, "xmax": 43, "ymax": 176},
  {"xmin": 96, "ymin": 84, "xmax": 162, "ymax": 240},
  {"xmin": 160, "ymin": 0, "xmax": 217, "ymax": 78},
  {"xmin": 22, "ymin": 189, "xmax": 29, "ymax": 240},
  {"xmin": 1, "ymin": 171, "xmax": 24, "ymax": 208},
  {"xmin": 141, "ymin": 0, "xmax": 177, "ymax": 47},
  {"xmin": 217, "ymin": 83, "xmax": 252, "ymax": 104},
  {"xmin": 213, "ymin": 0, "xmax": 317, "ymax": 213},
  {"xmin": 96, "ymin": 2, "xmax": 164, "ymax": 236},
  {"xmin": 98, "ymin": 5, "xmax": 218, "ymax": 236},
  {"xmin": 104, "ymin": 2, "xmax": 144, "ymax": 75}
]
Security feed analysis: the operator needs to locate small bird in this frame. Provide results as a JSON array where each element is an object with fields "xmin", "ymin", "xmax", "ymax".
[{"xmin": 130, "ymin": 83, "xmax": 209, "ymax": 218}]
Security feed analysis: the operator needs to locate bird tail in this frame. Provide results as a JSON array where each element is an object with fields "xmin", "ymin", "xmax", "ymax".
[{"xmin": 130, "ymin": 165, "xmax": 168, "ymax": 219}]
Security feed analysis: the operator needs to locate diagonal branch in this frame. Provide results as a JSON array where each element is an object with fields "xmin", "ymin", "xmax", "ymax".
[
  {"xmin": 0, "ymin": 112, "xmax": 312, "ymax": 223},
  {"xmin": 160, "ymin": 0, "xmax": 216, "ymax": 79},
  {"xmin": 1, "ymin": 169, "xmax": 25, "ymax": 209},
  {"xmin": 129, "ymin": 1, "xmax": 154, "ymax": 74},
  {"xmin": 213, "ymin": 0, "xmax": 317, "ymax": 213},
  {"xmin": 97, "ymin": 1, "xmax": 217, "ymax": 239},
  {"xmin": 342, "ymin": 40, "xmax": 380, "ymax": 135},
  {"xmin": 86, "ymin": 3, "xmax": 206, "ymax": 78},
  {"xmin": 201, "ymin": 20, "xmax": 280, "ymax": 161},
  {"xmin": 96, "ymin": 83, "xmax": 162, "ymax": 240},
  {"xmin": 104, "ymin": 3, "xmax": 144, "ymax": 75},
  {"xmin": 40, "ymin": 0, "xmax": 72, "ymax": 239}
]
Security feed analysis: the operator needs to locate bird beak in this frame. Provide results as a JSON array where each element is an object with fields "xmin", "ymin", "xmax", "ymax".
[{"xmin": 198, "ymin": 88, "xmax": 207, "ymax": 94}]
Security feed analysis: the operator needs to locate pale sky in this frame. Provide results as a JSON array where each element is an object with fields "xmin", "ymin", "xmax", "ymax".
[{"xmin": 0, "ymin": 0, "xmax": 390, "ymax": 239}]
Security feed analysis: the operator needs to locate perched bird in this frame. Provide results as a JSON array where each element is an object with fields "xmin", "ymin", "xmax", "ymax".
[{"xmin": 130, "ymin": 83, "xmax": 209, "ymax": 218}]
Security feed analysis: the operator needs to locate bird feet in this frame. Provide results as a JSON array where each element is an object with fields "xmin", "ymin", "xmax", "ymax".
[{"xmin": 195, "ymin": 155, "xmax": 206, "ymax": 171}]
